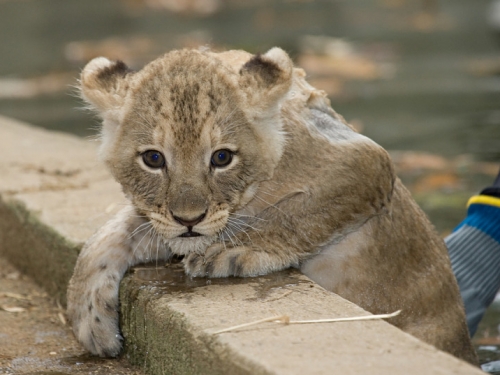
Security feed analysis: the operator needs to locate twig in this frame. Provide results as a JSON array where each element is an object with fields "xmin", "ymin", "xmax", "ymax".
[
  {"xmin": 212, "ymin": 310, "xmax": 401, "ymax": 334},
  {"xmin": 288, "ymin": 310, "xmax": 401, "ymax": 324},
  {"xmin": 212, "ymin": 315, "xmax": 289, "ymax": 334}
]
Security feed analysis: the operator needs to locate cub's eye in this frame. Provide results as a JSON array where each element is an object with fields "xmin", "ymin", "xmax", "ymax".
[
  {"xmin": 211, "ymin": 149, "xmax": 233, "ymax": 168},
  {"xmin": 142, "ymin": 150, "xmax": 165, "ymax": 169}
]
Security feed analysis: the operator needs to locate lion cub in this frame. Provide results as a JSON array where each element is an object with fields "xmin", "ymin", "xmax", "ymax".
[{"xmin": 67, "ymin": 47, "xmax": 477, "ymax": 364}]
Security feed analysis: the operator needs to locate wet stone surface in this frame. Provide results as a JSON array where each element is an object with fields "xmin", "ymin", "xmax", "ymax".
[
  {"xmin": 120, "ymin": 260, "xmax": 319, "ymax": 375},
  {"xmin": 131, "ymin": 258, "xmax": 310, "ymax": 300}
]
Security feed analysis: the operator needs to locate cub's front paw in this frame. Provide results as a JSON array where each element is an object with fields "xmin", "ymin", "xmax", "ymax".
[
  {"xmin": 183, "ymin": 244, "xmax": 261, "ymax": 277},
  {"xmin": 67, "ymin": 288, "xmax": 122, "ymax": 357}
]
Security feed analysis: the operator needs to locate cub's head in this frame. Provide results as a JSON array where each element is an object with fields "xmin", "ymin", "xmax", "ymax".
[{"xmin": 80, "ymin": 48, "xmax": 293, "ymax": 254}]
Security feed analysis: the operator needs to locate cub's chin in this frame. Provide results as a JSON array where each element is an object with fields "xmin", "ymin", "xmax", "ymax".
[{"xmin": 167, "ymin": 235, "xmax": 217, "ymax": 256}]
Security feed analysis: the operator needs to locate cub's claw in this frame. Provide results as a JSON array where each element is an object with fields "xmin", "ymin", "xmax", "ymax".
[{"xmin": 183, "ymin": 244, "xmax": 266, "ymax": 278}]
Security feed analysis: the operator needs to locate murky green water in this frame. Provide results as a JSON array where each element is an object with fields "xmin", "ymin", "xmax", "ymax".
[{"xmin": 1, "ymin": 0, "xmax": 499, "ymax": 159}]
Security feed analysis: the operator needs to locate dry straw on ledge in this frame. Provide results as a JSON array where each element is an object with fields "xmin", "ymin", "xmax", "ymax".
[{"xmin": 212, "ymin": 310, "xmax": 401, "ymax": 334}]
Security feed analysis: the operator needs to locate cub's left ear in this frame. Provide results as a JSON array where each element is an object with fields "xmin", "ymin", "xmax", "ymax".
[{"xmin": 239, "ymin": 47, "xmax": 293, "ymax": 115}]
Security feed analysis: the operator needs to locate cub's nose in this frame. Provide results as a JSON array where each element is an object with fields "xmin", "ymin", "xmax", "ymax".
[{"xmin": 172, "ymin": 212, "xmax": 206, "ymax": 228}]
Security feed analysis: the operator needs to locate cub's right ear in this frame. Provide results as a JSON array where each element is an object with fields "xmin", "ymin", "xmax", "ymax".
[{"xmin": 80, "ymin": 57, "xmax": 132, "ymax": 119}]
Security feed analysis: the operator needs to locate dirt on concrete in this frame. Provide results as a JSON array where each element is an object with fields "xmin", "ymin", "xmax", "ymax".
[{"xmin": 0, "ymin": 256, "xmax": 143, "ymax": 375}]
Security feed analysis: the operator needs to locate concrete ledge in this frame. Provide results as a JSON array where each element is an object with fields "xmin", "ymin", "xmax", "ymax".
[{"xmin": 0, "ymin": 116, "xmax": 483, "ymax": 374}]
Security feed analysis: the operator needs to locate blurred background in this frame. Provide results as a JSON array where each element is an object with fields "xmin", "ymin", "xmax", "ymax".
[
  {"xmin": 2, "ymin": 0, "xmax": 500, "ymax": 232},
  {"xmin": 1, "ymin": 0, "xmax": 500, "ymax": 365}
]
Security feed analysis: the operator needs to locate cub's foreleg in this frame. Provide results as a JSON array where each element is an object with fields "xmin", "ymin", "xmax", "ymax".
[
  {"xmin": 184, "ymin": 143, "xmax": 394, "ymax": 278},
  {"xmin": 67, "ymin": 205, "xmax": 170, "ymax": 357},
  {"xmin": 184, "ymin": 192, "xmax": 375, "ymax": 278}
]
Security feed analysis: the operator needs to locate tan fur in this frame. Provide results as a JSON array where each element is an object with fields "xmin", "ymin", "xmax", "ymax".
[{"xmin": 67, "ymin": 48, "xmax": 477, "ymax": 364}]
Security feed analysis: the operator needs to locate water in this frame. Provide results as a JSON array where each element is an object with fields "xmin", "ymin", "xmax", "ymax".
[
  {"xmin": 1, "ymin": 0, "xmax": 499, "ymax": 160},
  {"xmin": 131, "ymin": 259, "xmax": 308, "ymax": 299}
]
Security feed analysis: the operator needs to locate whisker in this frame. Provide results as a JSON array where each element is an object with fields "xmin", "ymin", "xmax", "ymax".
[
  {"xmin": 218, "ymin": 229, "xmax": 228, "ymax": 252},
  {"xmin": 133, "ymin": 225, "xmax": 154, "ymax": 260},
  {"xmin": 144, "ymin": 226, "xmax": 158, "ymax": 261},
  {"xmin": 225, "ymin": 224, "xmax": 244, "ymax": 247},
  {"xmin": 222, "ymin": 226, "xmax": 237, "ymax": 248},
  {"xmin": 230, "ymin": 214, "xmax": 266, "ymax": 239},
  {"xmin": 127, "ymin": 214, "xmax": 149, "ymax": 219},
  {"xmin": 253, "ymin": 195, "xmax": 288, "ymax": 216},
  {"xmin": 231, "ymin": 213, "xmax": 267, "ymax": 222},
  {"xmin": 155, "ymin": 232, "xmax": 162, "ymax": 267},
  {"xmin": 229, "ymin": 218, "xmax": 265, "ymax": 243},
  {"xmin": 227, "ymin": 221, "xmax": 252, "ymax": 244},
  {"xmin": 228, "ymin": 217, "xmax": 261, "ymax": 232},
  {"xmin": 133, "ymin": 206, "xmax": 160, "ymax": 215},
  {"xmin": 128, "ymin": 221, "xmax": 152, "ymax": 240},
  {"xmin": 128, "ymin": 225, "xmax": 151, "ymax": 242},
  {"xmin": 258, "ymin": 190, "xmax": 285, "ymax": 199}
]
